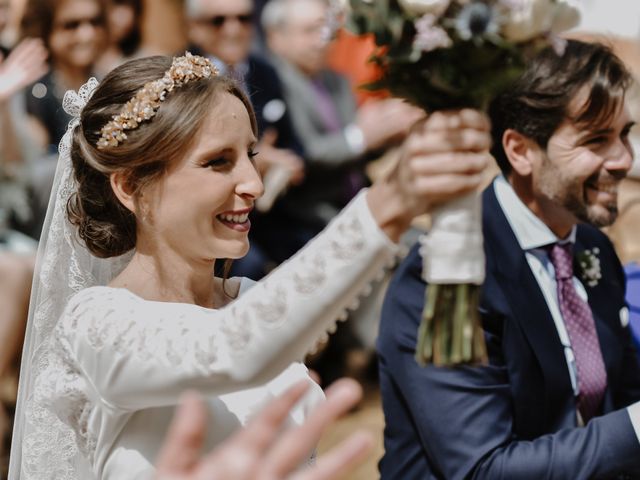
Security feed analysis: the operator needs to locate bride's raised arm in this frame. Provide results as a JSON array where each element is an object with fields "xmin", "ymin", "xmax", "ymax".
[{"xmin": 54, "ymin": 109, "xmax": 491, "ymax": 410}]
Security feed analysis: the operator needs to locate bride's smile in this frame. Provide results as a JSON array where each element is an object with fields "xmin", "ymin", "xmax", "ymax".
[{"xmin": 114, "ymin": 92, "xmax": 264, "ymax": 264}]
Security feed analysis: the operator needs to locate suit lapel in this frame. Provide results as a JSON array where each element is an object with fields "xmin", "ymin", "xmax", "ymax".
[
  {"xmin": 278, "ymin": 59, "xmax": 334, "ymax": 131},
  {"xmin": 483, "ymin": 186, "xmax": 575, "ymax": 420}
]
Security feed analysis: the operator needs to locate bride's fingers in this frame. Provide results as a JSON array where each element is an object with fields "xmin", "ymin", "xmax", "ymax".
[
  {"xmin": 406, "ymin": 128, "xmax": 492, "ymax": 155},
  {"xmin": 155, "ymin": 391, "xmax": 208, "ymax": 475},
  {"xmin": 409, "ymin": 152, "xmax": 490, "ymax": 176},
  {"xmin": 413, "ymin": 173, "xmax": 485, "ymax": 202},
  {"xmin": 419, "ymin": 109, "xmax": 490, "ymax": 132}
]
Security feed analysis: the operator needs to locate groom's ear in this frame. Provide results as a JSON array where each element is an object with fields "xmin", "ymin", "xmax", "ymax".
[
  {"xmin": 110, "ymin": 172, "xmax": 137, "ymax": 214},
  {"xmin": 502, "ymin": 129, "xmax": 538, "ymax": 176}
]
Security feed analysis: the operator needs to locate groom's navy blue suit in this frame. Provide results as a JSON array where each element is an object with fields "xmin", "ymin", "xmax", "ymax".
[{"xmin": 378, "ymin": 182, "xmax": 640, "ymax": 479}]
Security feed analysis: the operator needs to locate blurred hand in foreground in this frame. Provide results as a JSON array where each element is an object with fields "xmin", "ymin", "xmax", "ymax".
[{"xmin": 156, "ymin": 378, "xmax": 372, "ymax": 480}]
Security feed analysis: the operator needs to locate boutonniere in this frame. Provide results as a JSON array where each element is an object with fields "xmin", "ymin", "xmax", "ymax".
[{"xmin": 577, "ymin": 248, "xmax": 602, "ymax": 287}]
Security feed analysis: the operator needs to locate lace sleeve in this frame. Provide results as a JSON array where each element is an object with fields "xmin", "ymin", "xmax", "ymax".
[{"xmin": 57, "ymin": 190, "xmax": 398, "ymax": 410}]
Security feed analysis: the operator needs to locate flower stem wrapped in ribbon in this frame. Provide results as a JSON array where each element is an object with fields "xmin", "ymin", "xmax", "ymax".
[{"xmin": 346, "ymin": 0, "xmax": 580, "ymax": 366}]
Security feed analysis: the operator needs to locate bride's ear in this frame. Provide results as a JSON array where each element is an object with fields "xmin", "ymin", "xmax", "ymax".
[{"xmin": 110, "ymin": 172, "xmax": 136, "ymax": 214}]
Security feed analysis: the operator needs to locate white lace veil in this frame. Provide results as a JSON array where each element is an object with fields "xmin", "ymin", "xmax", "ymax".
[{"xmin": 8, "ymin": 78, "xmax": 132, "ymax": 479}]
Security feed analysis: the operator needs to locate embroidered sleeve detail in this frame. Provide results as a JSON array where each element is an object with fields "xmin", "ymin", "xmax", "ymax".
[{"xmin": 55, "ymin": 190, "xmax": 399, "ymax": 409}]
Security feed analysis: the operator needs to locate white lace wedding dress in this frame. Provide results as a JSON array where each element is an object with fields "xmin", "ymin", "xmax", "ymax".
[{"xmin": 22, "ymin": 192, "xmax": 398, "ymax": 479}]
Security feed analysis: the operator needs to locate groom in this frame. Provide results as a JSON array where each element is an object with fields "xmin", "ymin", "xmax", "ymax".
[{"xmin": 378, "ymin": 39, "xmax": 640, "ymax": 479}]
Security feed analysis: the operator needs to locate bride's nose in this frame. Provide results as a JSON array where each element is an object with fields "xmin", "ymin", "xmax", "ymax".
[{"xmin": 235, "ymin": 154, "xmax": 264, "ymax": 199}]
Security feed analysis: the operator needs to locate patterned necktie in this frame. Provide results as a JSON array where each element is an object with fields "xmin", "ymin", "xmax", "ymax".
[
  {"xmin": 548, "ymin": 243, "xmax": 608, "ymax": 422},
  {"xmin": 311, "ymin": 79, "xmax": 342, "ymax": 133}
]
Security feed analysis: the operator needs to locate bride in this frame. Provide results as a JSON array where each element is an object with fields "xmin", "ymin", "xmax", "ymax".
[{"xmin": 9, "ymin": 53, "xmax": 490, "ymax": 479}]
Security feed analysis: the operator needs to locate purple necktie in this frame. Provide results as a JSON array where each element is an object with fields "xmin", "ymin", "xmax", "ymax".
[
  {"xmin": 311, "ymin": 78, "xmax": 364, "ymax": 202},
  {"xmin": 311, "ymin": 79, "xmax": 342, "ymax": 134},
  {"xmin": 548, "ymin": 243, "xmax": 607, "ymax": 422}
]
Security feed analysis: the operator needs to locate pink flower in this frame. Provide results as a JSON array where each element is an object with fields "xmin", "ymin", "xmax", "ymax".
[
  {"xmin": 413, "ymin": 14, "xmax": 453, "ymax": 52},
  {"xmin": 549, "ymin": 34, "xmax": 568, "ymax": 55}
]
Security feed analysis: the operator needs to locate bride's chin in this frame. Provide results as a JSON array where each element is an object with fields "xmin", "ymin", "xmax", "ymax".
[{"xmin": 222, "ymin": 245, "xmax": 251, "ymax": 261}]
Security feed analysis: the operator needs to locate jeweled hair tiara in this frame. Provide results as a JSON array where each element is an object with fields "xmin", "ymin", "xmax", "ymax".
[{"xmin": 97, "ymin": 52, "xmax": 218, "ymax": 150}]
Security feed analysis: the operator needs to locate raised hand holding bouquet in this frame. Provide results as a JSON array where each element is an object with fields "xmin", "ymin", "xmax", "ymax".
[{"xmin": 347, "ymin": 0, "xmax": 580, "ymax": 366}]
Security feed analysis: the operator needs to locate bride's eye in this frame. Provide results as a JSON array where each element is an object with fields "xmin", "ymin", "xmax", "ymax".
[
  {"xmin": 248, "ymin": 149, "xmax": 259, "ymax": 161},
  {"xmin": 205, "ymin": 157, "xmax": 229, "ymax": 169}
]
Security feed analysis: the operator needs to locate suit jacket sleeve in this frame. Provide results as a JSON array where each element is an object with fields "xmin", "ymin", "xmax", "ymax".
[
  {"xmin": 378, "ymin": 245, "xmax": 640, "ymax": 480},
  {"xmin": 246, "ymin": 55, "xmax": 305, "ymax": 157},
  {"xmin": 595, "ymin": 231, "xmax": 640, "ymax": 409}
]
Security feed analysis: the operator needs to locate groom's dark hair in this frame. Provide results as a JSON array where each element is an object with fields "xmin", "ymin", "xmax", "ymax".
[{"xmin": 489, "ymin": 39, "xmax": 632, "ymax": 175}]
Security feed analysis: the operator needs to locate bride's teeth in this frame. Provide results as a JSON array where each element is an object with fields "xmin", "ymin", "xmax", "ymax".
[{"xmin": 219, "ymin": 213, "xmax": 248, "ymax": 223}]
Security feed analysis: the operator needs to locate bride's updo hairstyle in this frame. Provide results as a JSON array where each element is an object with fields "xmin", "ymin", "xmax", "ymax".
[{"xmin": 67, "ymin": 55, "xmax": 257, "ymax": 258}]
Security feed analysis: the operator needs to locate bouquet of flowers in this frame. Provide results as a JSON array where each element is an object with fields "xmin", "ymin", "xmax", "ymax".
[{"xmin": 346, "ymin": 0, "xmax": 580, "ymax": 366}]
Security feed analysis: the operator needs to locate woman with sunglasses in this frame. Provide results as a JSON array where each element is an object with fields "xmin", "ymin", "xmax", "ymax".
[
  {"xmin": 21, "ymin": 0, "xmax": 107, "ymax": 153},
  {"xmin": 96, "ymin": 0, "xmax": 150, "ymax": 76}
]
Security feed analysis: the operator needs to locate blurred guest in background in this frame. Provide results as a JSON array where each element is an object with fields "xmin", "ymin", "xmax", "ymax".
[
  {"xmin": 0, "ymin": 252, "xmax": 33, "ymax": 457},
  {"xmin": 96, "ymin": 0, "xmax": 144, "ymax": 75},
  {"xmin": 262, "ymin": 0, "xmax": 422, "ymax": 384},
  {"xmin": 21, "ymin": 0, "xmax": 107, "ymax": 153},
  {"xmin": 0, "ymin": 4, "xmax": 48, "ymax": 457}
]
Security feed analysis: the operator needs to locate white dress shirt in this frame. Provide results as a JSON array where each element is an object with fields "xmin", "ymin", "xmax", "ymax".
[{"xmin": 493, "ymin": 176, "xmax": 640, "ymax": 436}]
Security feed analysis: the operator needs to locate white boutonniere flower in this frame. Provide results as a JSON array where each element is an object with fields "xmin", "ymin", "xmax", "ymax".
[{"xmin": 577, "ymin": 247, "xmax": 602, "ymax": 287}]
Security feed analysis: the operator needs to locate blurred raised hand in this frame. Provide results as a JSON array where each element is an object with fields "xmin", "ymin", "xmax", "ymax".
[
  {"xmin": 156, "ymin": 378, "xmax": 372, "ymax": 480},
  {"xmin": 256, "ymin": 128, "xmax": 305, "ymax": 185},
  {"xmin": 254, "ymin": 128, "xmax": 306, "ymax": 212},
  {"xmin": 0, "ymin": 38, "xmax": 48, "ymax": 102}
]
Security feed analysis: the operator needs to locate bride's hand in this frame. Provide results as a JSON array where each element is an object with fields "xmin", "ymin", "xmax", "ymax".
[{"xmin": 366, "ymin": 108, "xmax": 491, "ymax": 242}]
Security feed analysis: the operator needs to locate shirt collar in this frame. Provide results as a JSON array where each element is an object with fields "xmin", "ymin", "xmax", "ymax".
[{"xmin": 493, "ymin": 175, "xmax": 576, "ymax": 251}]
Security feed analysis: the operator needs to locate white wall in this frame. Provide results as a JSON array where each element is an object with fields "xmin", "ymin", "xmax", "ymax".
[{"xmin": 577, "ymin": 0, "xmax": 640, "ymax": 39}]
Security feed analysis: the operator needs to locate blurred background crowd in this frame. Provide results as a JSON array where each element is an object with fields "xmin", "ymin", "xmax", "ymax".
[{"xmin": 0, "ymin": 0, "xmax": 639, "ymax": 477}]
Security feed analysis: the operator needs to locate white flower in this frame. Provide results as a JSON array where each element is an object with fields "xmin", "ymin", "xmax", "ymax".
[
  {"xmin": 398, "ymin": 0, "xmax": 451, "ymax": 17},
  {"xmin": 549, "ymin": 34, "xmax": 568, "ymax": 55},
  {"xmin": 550, "ymin": 0, "xmax": 580, "ymax": 35},
  {"xmin": 330, "ymin": 0, "xmax": 351, "ymax": 14},
  {"xmin": 577, "ymin": 247, "xmax": 602, "ymax": 288},
  {"xmin": 501, "ymin": 0, "xmax": 580, "ymax": 43}
]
